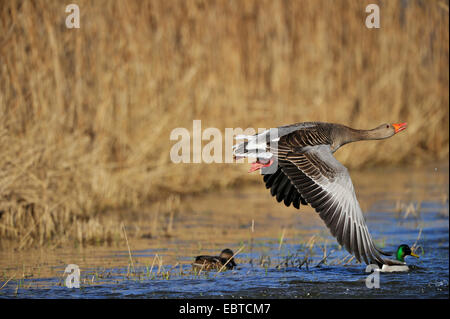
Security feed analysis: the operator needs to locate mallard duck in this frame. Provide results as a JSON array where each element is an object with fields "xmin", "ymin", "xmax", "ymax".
[
  {"xmin": 192, "ymin": 248, "xmax": 237, "ymax": 271},
  {"xmin": 233, "ymin": 121, "xmax": 408, "ymax": 266},
  {"xmin": 377, "ymin": 244, "xmax": 419, "ymax": 272}
]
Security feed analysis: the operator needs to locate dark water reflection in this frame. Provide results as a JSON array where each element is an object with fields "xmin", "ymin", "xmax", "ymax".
[
  {"xmin": 1, "ymin": 208, "xmax": 448, "ymax": 299},
  {"xmin": 0, "ymin": 165, "xmax": 448, "ymax": 299}
]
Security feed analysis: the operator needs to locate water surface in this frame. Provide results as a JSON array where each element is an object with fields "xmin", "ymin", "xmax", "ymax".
[{"xmin": 0, "ymin": 164, "xmax": 448, "ymax": 298}]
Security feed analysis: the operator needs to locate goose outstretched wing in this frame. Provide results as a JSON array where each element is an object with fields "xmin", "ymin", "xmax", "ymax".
[{"xmin": 276, "ymin": 143, "xmax": 388, "ymax": 265}]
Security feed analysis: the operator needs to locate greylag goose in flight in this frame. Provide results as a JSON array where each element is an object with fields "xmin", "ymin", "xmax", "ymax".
[{"xmin": 233, "ymin": 122, "xmax": 408, "ymax": 267}]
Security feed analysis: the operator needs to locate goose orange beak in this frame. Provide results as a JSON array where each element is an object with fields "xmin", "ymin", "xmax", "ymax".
[{"xmin": 392, "ymin": 122, "xmax": 407, "ymax": 134}]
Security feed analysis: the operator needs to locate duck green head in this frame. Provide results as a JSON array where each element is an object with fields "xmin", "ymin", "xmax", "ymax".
[{"xmin": 396, "ymin": 244, "xmax": 419, "ymax": 262}]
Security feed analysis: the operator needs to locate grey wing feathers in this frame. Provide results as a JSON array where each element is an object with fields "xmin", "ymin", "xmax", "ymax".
[{"xmin": 278, "ymin": 144, "xmax": 388, "ymax": 266}]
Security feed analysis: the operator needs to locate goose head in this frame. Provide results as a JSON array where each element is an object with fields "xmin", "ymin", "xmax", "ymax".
[{"xmin": 371, "ymin": 122, "xmax": 408, "ymax": 139}]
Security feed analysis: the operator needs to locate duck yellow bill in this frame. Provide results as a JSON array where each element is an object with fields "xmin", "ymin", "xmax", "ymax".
[{"xmin": 410, "ymin": 252, "xmax": 419, "ymax": 258}]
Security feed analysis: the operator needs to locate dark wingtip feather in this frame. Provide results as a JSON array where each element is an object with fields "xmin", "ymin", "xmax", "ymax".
[
  {"xmin": 262, "ymin": 168, "xmax": 305, "ymax": 210},
  {"xmin": 283, "ymin": 187, "xmax": 294, "ymax": 207},
  {"xmin": 375, "ymin": 246, "xmax": 393, "ymax": 256},
  {"xmin": 293, "ymin": 195, "xmax": 300, "ymax": 209}
]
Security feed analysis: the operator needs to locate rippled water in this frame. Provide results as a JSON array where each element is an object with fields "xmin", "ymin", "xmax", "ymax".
[
  {"xmin": 0, "ymin": 166, "xmax": 448, "ymax": 298},
  {"xmin": 1, "ymin": 209, "xmax": 448, "ymax": 298}
]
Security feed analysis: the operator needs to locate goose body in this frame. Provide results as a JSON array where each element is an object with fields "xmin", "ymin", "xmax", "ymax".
[{"xmin": 233, "ymin": 122, "xmax": 408, "ymax": 267}]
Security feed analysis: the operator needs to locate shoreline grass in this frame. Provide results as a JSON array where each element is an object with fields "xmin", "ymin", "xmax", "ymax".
[{"xmin": 0, "ymin": 1, "xmax": 448, "ymax": 248}]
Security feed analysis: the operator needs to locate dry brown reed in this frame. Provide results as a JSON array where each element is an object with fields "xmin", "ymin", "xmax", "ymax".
[{"xmin": 0, "ymin": 0, "xmax": 448, "ymax": 247}]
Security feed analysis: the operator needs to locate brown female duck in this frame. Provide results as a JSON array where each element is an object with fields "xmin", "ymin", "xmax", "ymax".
[
  {"xmin": 192, "ymin": 248, "xmax": 237, "ymax": 271},
  {"xmin": 233, "ymin": 122, "xmax": 408, "ymax": 267}
]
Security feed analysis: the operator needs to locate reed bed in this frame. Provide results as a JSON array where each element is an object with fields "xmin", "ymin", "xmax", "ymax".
[{"xmin": 0, "ymin": 0, "xmax": 448, "ymax": 247}]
